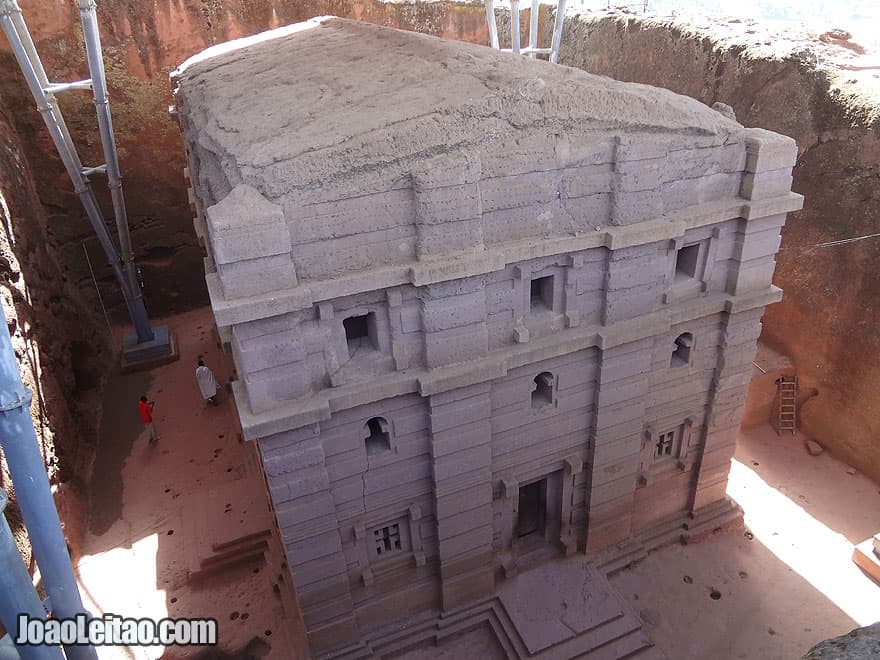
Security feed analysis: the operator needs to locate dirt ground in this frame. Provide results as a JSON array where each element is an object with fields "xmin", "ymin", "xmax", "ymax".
[
  {"xmin": 70, "ymin": 308, "xmax": 880, "ymax": 660},
  {"xmin": 611, "ymin": 425, "xmax": 880, "ymax": 659},
  {"xmin": 74, "ymin": 307, "xmax": 307, "ymax": 659}
]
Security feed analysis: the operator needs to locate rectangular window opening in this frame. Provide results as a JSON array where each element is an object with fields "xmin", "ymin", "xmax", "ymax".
[
  {"xmin": 530, "ymin": 275, "xmax": 554, "ymax": 312},
  {"xmin": 654, "ymin": 428, "xmax": 679, "ymax": 460},
  {"xmin": 675, "ymin": 244, "xmax": 700, "ymax": 281},
  {"xmin": 368, "ymin": 519, "xmax": 411, "ymax": 562},
  {"xmin": 344, "ymin": 313, "xmax": 376, "ymax": 357},
  {"xmin": 373, "ymin": 524, "xmax": 402, "ymax": 556}
]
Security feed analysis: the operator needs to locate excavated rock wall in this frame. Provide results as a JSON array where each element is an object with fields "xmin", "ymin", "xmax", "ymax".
[
  {"xmin": 0, "ymin": 105, "xmax": 107, "ymax": 559},
  {"xmin": 0, "ymin": 0, "xmax": 489, "ymax": 318},
  {"xmin": 552, "ymin": 11, "xmax": 880, "ymax": 482},
  {"xmin": 1, "ymin": 3, "xmax": 878, "ymax": 484}
]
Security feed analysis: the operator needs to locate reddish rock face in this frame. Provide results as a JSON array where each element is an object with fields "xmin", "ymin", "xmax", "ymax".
[
  {"xmin": 2, "ymin": 4, "xmax": 878, "ymax": 485},
  {"xmin": 0, "ymin": 0, "xmax": 489, "ymax": 318},
  {"xmin": 0, "ymin": 104, "xmax": 108, "ymax": 558},
  {"xmin": 554, "ymin": 13, "xmax": 880, "ymax": 483}
]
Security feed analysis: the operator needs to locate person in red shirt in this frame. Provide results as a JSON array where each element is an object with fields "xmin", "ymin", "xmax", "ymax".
[{"xmin": 138, "ymin": 395, "xmax": 159, "ymax": 444}]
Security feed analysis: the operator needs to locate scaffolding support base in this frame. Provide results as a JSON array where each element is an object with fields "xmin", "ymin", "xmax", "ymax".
[{"xmin": 121, "ymin": 324, "xmax": 178, "ymax": 373}]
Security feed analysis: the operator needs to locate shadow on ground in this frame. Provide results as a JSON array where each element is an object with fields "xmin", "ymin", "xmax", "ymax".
[{"xmin": 89, "ymin": 369, "xmax": 152, "ymax": 536}]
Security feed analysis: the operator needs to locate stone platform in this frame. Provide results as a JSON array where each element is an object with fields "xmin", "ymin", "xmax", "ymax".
[{"xmin": 323, "ymin": 555, "xmax": 663, "ymax": 659}]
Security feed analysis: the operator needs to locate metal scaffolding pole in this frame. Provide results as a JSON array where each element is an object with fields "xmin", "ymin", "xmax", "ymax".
[
  {"xmin": 0, "ymin": 304, "xmax": 97, "ymax": 660},
  {"xmin": 77, "ymin": 0, "xmax": 152, "ymax": 343},
  {"xmin": 0, "ymin": 0, "xmax": 156, "ymax": 345},
  {"xmin": 528, "ymin": 0, "xmax": 539, "ymax": 59},
  {"xmin": 548, "ymin": 0, "xmax": 568, "ymax": 63},
  {"xmin": 0, "ymin": 490, "xmax": 66, "ymax": 660},
  {"xmin": 510, "ymin": 0, "xmax": 521, "ymax": 54},
  {"xmin": 485, "ymin": 0, "xmax": 499, "ymax": 48},
  {"xmin": 483, "ymin": 0, "xmax": 568, "ymax": 62}
]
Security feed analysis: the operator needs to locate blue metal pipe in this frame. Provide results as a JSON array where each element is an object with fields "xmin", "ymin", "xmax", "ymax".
[
  {"xmin": 0, "ymin": 305, "xmax": 97, "ymax": 660},
  {"xmin": 0, "ymin": 490, "xmax": 64, "ymax": 660}
]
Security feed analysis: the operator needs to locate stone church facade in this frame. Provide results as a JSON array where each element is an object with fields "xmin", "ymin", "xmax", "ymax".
[{"xmin": 173, "ymin": 17, "xmax": 802, "ymax": 657}]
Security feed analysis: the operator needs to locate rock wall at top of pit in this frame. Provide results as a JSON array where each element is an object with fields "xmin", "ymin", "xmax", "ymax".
[
  {"xmin": 0, "ymin": 105, "xmax": 108, "ymax": 560},
  {"xmin": 3, "ymin": 3, "xmax": 879, "ymax": 483},
  {"xmin": 0, "ymin": 0, "xmax": 490, "ymax": 319},
  {"xmin": 552, "ymin": 11, "xmax": 880, "ymax": 482}
]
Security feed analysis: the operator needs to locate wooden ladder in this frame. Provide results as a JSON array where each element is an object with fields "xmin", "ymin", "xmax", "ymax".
[{"xmin": 778, "ymin": 375, "xmax": 798, "ymax": 435}]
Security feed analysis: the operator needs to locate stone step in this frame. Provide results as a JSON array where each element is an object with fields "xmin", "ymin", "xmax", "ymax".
[
  {"xmin": 618, "ymin": 641, "xmax": 667, "ymax": 659},
  {"xmin": 592, "ymin": 536, "xmax": 648, "ymax": 576},
  {"xmin": 688, "ymin": 497, "xmax": 735, "ymax": 522},
  {"xmin": 318, "ymin": 643, "xmax": 374, "ymax": 660},
  {"xmin": 493, "ymin": 601, "xmax": 529, "ymax": 658},
  {"xmin": 212, "ymin": 528, "xmax": 272, "ymax": 554},
  {"xmin": 183, "ymin": 480, "xmax": 274, "ymax": 585},
  {"xmin": 201, "ymin": 538, "xmax": 269, "ymax": 570},
  {"xmin": 375, "ymin": 600, "xmax": 508, "ymax": 659},
  {"xmin": 581, "ymin": 629, "xmax": 655, "ymax": 660},
  {"xmin": 363, "ymin": 611, "xmax": 443, "ymax": 657},
  {"xmin": 637, "ymin": 514, "xmax": 688, "ymax": 552},
  {"xmin": 488, "ymin": 603, "xmax": 529, "ymax": 659},
  {"xmin": 536, "ymin": 613, "xmax": 636, "ymax": 660},
  {"xmin": 683, "ymin": 498, "xmax": 742, "ymax": 542},
  {"xmin": 188, "ymin": 548, "xmax": 266, "ymax": 584}
]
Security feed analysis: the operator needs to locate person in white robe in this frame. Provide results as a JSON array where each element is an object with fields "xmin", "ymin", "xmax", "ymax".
[{"xmin": 196, "ymin": 359, "xmax": 219, "ymax": 406}]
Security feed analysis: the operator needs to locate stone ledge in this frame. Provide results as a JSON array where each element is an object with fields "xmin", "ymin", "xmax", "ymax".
[
  {"xmin": 237, "ymin": 288, "xmax": 780, "ymax": 440},
  {"xmin": 209, "ymin": 194, "xmax": 798, "ymax": 328}
]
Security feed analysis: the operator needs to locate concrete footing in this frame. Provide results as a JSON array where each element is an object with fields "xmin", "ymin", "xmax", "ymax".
[{"xmin": 121, "ymin": 325, "xmax": 179, "ymax": 373}]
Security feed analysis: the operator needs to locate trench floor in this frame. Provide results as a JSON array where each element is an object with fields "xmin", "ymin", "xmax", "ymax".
[
  {"xmin": 72, "ymin": 307, "xmax": 880, "ymax": 659},
  {"xmin": 76, "ymin": 307, "xmax": 307, "ymax": 660}
]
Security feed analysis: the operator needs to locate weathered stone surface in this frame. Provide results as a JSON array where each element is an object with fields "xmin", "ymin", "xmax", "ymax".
[
  {"xmin": 172, "ymin": 18, "xmax": 741, "ymax": 277},
  {"xmin": 554, "ymin": 9, "xmax": 880, "ymax": 486},
  {"xmin": 805, "ymin": 439, "xmax": 824, "ymax": 456},
  {"xmin": 177, "ymin": 18, "xmax": 796, "ymax": 658},
  {"xmin": 0, "ymin": 1, "xmax": 493, "ymax": 318},
  {"xmin": 802, "ymin": 623, "xmax": 880, "ymax": 659}
]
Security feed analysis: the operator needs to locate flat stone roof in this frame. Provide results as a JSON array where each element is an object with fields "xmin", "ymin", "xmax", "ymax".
[{"xmin": 173, "ymin": 16, "xmax": 743, "ymax": 211}]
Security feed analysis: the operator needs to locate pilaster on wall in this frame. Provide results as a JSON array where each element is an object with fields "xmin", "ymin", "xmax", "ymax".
[
  {"xmin": 601, "ymin": 243, "xmax": 662, "ymax": 326},
  {"xmin": 204, "ymin": 183, "xmax": 298, "ymax": 299},
  {"xmin": 690, "ymin": 307, "xmax": 764, "ymax": 512},
  {"xmin": 731, "ymin": 128, "xmax": 798, "ymax": 295},
  {"xmin": 428, "ymin": 383, "xmax": 495, "ymax": 610},
  {"xmin": 421, "ymin": 277, "xmax": 489, "ymax": 368},
  {"xmin": 231, "ymin": 317, "xmax": 311, "ymax": 415},
  {"xmin": 256, "ymin": 426, "xmax": 359, "ymax": 653},
  {"xmin": 411, "ymin": 152, "xmax": 484, "ymax": 258},
  {"xmin": 610, "ymin": 136, "xmax": 666, "ymax": 226},
  {"xmin": 586, "ymin": 337, "xmax": 654, "ymax": 553}
]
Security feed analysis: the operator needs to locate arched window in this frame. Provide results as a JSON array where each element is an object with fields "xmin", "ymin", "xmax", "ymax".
[
  {"xmin": 531, "ymin": 372, "xmax": 554, "ymax": 408},
  {"xmin": 671, "ymin": 332, "xmax": 693, "ymax": 367},
  {"xmin": 364, "ymin": 417, "xmax": 390, "ymax": 455}
]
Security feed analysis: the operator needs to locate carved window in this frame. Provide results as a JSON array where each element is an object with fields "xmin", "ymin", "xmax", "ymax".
[
  {"xmin": 530, "ymin": 275, "xmax": 555, "ymax": 312},
  {"xmin": 344, "ymin": 312, "xmax": 377, "ymax": 357},
  {"xmin": 671, "ymin": 332, "xmax": 693, "ymax": 367},
  {"xmin": 674, "ymin": 244, "xmax": 701, "ymax": 281},
  {"xmin": 364, "ymin": 417, "xmax": 391, "ymax": 456},
  {"xmin": 358, "ymin": 507, "xmax": 425, "ymax": 586},
  {"xmin": 531, "ymin": 372, "xmax": 554, "ymax": 408},
  {"xmin": 643, "ymin": 419, "xmax": 694, "ymax": 473},
  {"xmin": 655, "ymin": 429, "xmax": 679, "ymax": 460},
  {"xmin": 373, "ymin": 523, "xmax": 402, "ymax": 556},
  {"xmin": 367, "ymin": 517, "xmax": 411, "ymax": 561}
]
